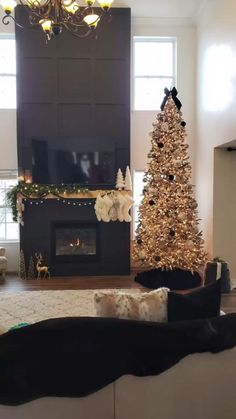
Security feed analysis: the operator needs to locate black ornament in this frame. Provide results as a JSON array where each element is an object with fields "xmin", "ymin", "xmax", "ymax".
[
  {"xmin": 168, "ymin": 174, "xmax": 175, "ymax": 181},
  {"xmin": 137, "ymin": 239, "xmax": 142, "ymax": 245},
  {"xmin": 143, "ymin": 188, "xmax": 147, "ymax": 194},
  {"xmin": 169, "ymin": 230, "xmax": 175, "ymax": 237},
  {"xmin": 52, "ymin": 24, "xmax": 62, "ymax": 36},
  {"xmin": 158, "ymin": 142, "xmax": 164, "ymax": 148},
  {"xmin": 149, "ymin": 200, "xmax": 155, "ymax": 206},
  {"xmin": 155, "ymin": 256, "xmax": 161, "ymax": 262},
  {"xmin": 181, "ymin": 121, "xmax": 186, "ymax": 127}
]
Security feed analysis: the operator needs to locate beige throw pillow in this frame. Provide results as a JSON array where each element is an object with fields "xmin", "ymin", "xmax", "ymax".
[{"xmin": 94, "ymin": 288, "xmax": 169, "ymax": 322}]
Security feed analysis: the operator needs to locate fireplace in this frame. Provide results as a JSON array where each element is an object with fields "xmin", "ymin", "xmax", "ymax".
[
  {"xmin": 52, "ymin": 222, "xmax": 99, "ymax": 262},
  {"xmin": 21, "ymin": 199, "xmax": 130, "ymax": 276}
]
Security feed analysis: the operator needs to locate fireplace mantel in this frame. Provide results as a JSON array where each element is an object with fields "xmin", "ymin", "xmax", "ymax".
[{"xmin": 18, "ymin": 189, "xmax": 132, "ymax": 200}]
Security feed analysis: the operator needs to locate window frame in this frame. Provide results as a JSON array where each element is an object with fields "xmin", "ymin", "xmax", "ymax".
[
  {"xmin": 133, "ymin": 36, "xmax": 177, "ymax": 111},
  {"xmin": 0, "ymin": 171, "xmax": 19, "ymax": 243},
  {"xmin": 0, "ymin": 33, "xmax": 16, "ymax": 110},
  {"xmin": 132, "ymin": 169, "xmax": 145, "ymax": 238}
]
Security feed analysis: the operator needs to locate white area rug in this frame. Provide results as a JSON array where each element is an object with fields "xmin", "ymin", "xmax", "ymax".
[{"xmin": 0, "ymin": 289, "xmax": 140, "ymax": 334}]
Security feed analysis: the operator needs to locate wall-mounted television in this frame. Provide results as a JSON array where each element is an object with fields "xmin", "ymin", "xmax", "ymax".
[{"xmin": 20, "ymin": 137, "xmax": 128, "ymax": 186}]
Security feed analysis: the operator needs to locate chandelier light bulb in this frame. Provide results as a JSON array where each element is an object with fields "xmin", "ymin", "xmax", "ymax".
[
  {"xmin": 0, "ymin": 0, "xmax": 16, "ymax": 14},
  {"xmin": 86, "ymin": 0, "xmax": 96, "ymax": 5},
  {"xmin": 97, "ymin": 0, "xmax": 114, "ymax": 9},
  {"xmin": 83, "ymin": 13, "xmax": 100, "ymax": 27},
  {"xmin": 63, "ymin": 0, "xmax": 79, "ymax": 14},
  {"xmin": 40, "ymin": 19, "xmax": 53, "ymax": 32}
]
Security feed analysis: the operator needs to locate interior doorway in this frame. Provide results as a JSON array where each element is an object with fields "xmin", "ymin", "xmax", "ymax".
[{"xmin": 213, "ymin": 142, "xmax": 236, "ymax": 280}]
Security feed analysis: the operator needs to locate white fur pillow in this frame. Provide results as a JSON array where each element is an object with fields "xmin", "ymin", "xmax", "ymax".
[{"xmin": 94, "ymin": 288, "xmax": 169, "ymax": 322}]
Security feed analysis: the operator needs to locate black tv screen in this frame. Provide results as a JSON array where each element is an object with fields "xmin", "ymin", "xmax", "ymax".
[{"xmin": 28, "ymin": 138, "xmax": 118, "ymax": 186}]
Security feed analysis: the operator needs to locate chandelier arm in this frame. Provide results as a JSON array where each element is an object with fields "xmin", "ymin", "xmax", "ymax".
[
  {"xmin": 64, "ymin": 8, "xmax": 103, "ymax": 27},
  {"xmin": 63, "ymin": 22, "xmax": 93, "ymax": 38},
  {"xmin": 60, "ymin": 11, "xmax": 84, "ymax": 26},
  {"xmin": 2, "ymin": 13, "xmax": 24, "ymax": 28},
  {"xmin": 75, "ymin": 4, "xmax": 92, "ymax": 16},
  {"xmin": 26, "ymin": 4, "xmax": 54, "ymax": 24},
  {"xmin": 18, "ymin": 0, "xmax": 52, "ymax": 10},
  {"xmin": 61, "ymin": 0, "xmax": 79, "ymax": 8}
]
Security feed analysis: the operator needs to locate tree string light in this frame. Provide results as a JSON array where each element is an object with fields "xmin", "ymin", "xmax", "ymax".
[{"xmin": 133, "ymin": 89, "xmax": 207, "ymax": 272}]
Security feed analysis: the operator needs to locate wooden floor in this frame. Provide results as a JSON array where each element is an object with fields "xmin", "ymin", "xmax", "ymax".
[
  {"xmin": 0, "ymin": 273, "xmax": 235, "ymax": 314},
  {"xmin": 0, "ymin": 273, "xmax": 142, "ymax": 291}
]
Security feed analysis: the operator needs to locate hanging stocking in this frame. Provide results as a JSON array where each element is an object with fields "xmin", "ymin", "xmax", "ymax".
[
  {"xmin": 101, "ymin": 194, "xmax": 114, "ymax": 222},
  {"xmin": 109, "ymin": 195, "xmax": 119, "ymax": 221},
  {"xmin": 117, "ymin": 193, "xmax": 127, "ymax": 222},
  {"xmin": 123, "ymin": 194, "xmax": 134, "ymax": 222},
  {"xmin": 94, "ymin": 194, "xmax": 103, "ymax": 221}
]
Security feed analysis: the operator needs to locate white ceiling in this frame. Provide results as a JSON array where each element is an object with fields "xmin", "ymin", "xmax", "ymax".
[{"xmin": 113, "ymin": 0, "xmax": 205, "ymax": 18}]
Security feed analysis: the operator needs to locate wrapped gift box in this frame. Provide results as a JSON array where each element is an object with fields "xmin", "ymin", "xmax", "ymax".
[{"xmin": 204, "ymin": 260, "xmax": 231, "ymax": 293}]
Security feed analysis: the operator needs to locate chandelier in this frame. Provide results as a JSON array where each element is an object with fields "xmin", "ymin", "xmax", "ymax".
[{"xmin": 0, "ymin": 0, "xmax": 114, "ymax": 40}]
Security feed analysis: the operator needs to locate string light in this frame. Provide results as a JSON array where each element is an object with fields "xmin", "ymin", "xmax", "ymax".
[
  {"xmin": 133, "ymin": 93, "xmax": 207, "ymax": 272},
  {"xmin": 6, "ymin": 182, "xmax": 90, "ymax": 222}
]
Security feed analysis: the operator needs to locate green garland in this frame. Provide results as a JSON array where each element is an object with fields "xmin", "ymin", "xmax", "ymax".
[{"xmin": 6, "ymin": 182, "xmax": 89, "ymax": 222}]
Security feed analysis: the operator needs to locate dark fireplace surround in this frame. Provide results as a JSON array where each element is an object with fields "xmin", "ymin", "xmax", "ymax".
[{"xmin": 21, "ymin": 199, "xmax": 130, "ymax": 276}]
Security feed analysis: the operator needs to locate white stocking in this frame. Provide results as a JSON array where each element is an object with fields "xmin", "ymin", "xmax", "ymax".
[
  {"xmin": 101, "ymin": 194, "xmax": 114, "ymax": 222},
  {"xmin": 117, "ymin": 193, "xmax": 127, "ymax": 222},
  {"xmin": 94, "ymin": 194, "xmax": 103, "ymax": 221},
  {"xmin": 109, "ymin": 195, "xmax": 119, "ymax": 221},
  {"xmin": 123, "ymin": 195, "xmax": 134, "ymax": 222}
]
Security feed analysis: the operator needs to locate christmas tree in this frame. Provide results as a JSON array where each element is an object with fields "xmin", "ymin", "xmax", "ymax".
[
  {"xmin": 124, "ymin": 166, "xmax": 132, "ymax": 191},
  {"xmin": 133, "ymin": 88, "xmax": 206, "ymax": 272},
  {"xmin": 19, "ymin": 249, "xmax": 26, "ymax": 279},
  {"xmin": 115, "ymin": 168, "xmax": 124, "ymax": 190},
  {"xmin": 27, "ymin": 256, "xmax": 35, "ymax": 280}
]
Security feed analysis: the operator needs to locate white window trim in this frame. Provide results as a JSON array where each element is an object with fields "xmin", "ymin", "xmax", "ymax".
[
  {"xmin": 132, "ymin": 169, "xmax": 145, "ymax": 238},
  {"xmin": 132, "ymin": 36, "xmax": 177, "ymax": 111},
  {"xmin": 0, "ymin": 170, "xmax": 19, "ymax": 243},
  {"xmin": 0, "ymin": 33, "xmax": 16, "ymax": 110}
]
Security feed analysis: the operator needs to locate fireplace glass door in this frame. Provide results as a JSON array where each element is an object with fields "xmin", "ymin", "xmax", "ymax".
[{"xmin": 53, "ymin": 223, "xmax": 98, "ymax": 261}]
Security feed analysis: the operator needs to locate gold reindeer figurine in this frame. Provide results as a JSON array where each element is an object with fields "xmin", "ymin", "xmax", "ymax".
[{"xmin": 35, "ymin": 253, "xmax": 50, "ymax": 279}]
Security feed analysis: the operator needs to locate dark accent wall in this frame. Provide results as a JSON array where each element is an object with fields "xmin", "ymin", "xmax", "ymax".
[
  {"xmin": 15, "ymin": 6, "xmax": 131, "ymax": 276},
  {"xmin": 15, "ymin": 6, "xmax": 130, "ymax": 187}
]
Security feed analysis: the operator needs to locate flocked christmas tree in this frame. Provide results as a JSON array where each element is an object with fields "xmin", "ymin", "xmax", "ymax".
[
  {"xmin": 124, "ymin": 166, "xmax": 132, "ymax": 191},
  {"xmin": 116, "ymin": 168, "xmax": 124, "ymax": 190},
  {"xmin": 133, "ymin": 88, "xmax": 207, "ymax": 272}
]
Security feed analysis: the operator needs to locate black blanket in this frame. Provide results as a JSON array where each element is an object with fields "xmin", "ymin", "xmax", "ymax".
[{"xmin": 0, "ymin": 314, "xmax": 236, "ymax": 406}]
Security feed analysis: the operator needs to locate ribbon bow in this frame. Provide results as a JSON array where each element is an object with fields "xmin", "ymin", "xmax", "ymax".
[{"xmin": 160, "ymin": 87, "xmax": 182, "ymax": 111}]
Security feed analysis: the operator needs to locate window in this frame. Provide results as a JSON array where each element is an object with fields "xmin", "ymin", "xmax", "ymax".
[
  {"xmin": 0, "ymin": 36, "xmax": 16, "ymax": 109},
  {"xmin": 0, "ymin": 174, "xmax": 19, "ymax": 241},
  {"xmin": 133, "ymin": 37, "xmax": 176, "ymax": 111},
  {"xmin": 133, "ymin": 170, "xmax": 145, "ymax": 237}
]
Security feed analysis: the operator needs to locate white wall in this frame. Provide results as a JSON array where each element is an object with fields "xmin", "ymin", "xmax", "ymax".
[
  {"xmin": 213, "ymin": 148, "xmax": 236, "ymax": 278},
  {"xmin": 0, "ymin": 10, "xmax": 19, "ymax": 272},
  {"xmin": 0, "ymin": 110, "xmax": 17, "ymax": 169},
  {"xmin": 131, "ymin": 17, "xmax": 197, "ymax": 181},
  {"xmin": 0, "ymin": 12, "xmax": 17, "ymax": 170},
  {"xmin": 196, "ymin": 0, "xmax": 236, "ymax": 256},
  {"xmin": 1, "ymin": 241, "xmax": 20, "ymax": 272}
]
